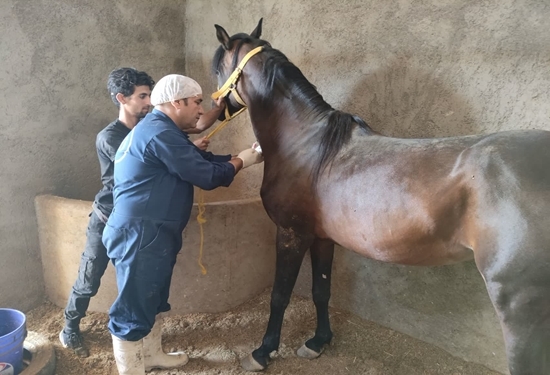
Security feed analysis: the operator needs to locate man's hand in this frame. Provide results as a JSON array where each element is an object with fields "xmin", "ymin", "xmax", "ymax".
[
  {"xmin": 237, "ymin": 148, "xmax": 264, "ymax": 169},
  {"xmin": 213, "ymin": 97, "xmax": 226, "ymax": 111},
  {"xmin": 193, "ymin": 136, "xmax": 210, "ymax": 151},
  {"xmin": 187, "ymin": 98, "xmax": 227, "ymax": 134}
]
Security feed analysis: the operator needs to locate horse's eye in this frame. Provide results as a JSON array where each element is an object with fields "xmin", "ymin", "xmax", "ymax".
[{"xmin": 215, "ymin": 70, "xmax": 221, "ymax": 76}]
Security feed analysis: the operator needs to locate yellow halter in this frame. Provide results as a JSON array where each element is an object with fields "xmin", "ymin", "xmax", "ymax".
[
  {"xmin": 205, "ymin": 45, "xmax": 265, "ymax": 139},
  {"xmin": 196, "ymin": 45, "xmax": 264, "ymax": 275}
]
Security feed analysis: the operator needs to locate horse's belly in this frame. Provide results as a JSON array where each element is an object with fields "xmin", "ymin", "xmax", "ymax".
[
  {"xmin": 315, "ymin": 168, "xmax": 474, "ymax": 265},
  {"xmin": 319, "ymin": 215, "xmax": 473, "ymax": 266}
]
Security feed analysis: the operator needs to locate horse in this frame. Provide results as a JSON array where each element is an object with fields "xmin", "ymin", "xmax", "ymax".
[{"xmin": 211, "ymin": 19, "xmax": 550, "ymax": 374}]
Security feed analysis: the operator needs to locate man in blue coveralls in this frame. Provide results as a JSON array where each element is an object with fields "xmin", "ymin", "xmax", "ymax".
[
  {"xmin": 59, "ymin": 68, "xmax": 225, "ymax": 357},
  {"xmin": 103, "ymin": 74, "xmax": 263, "ymax": 374}
]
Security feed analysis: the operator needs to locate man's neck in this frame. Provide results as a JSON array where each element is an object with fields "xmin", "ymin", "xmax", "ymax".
[
  {"xmin": 154, "ymin": 106, "xmax": 186, "ymax": 131},
  {"xmin": 118, "ymin": 110, "xmax": 139, "ymax": 130}
]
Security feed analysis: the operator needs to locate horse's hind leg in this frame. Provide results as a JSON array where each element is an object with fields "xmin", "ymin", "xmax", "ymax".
[
  {"xmin": 297, "ymin": 238, "xmax": 335, "ymax": 359},
  {"xmin": 482, "ymin": 263, "xmax": 550, "ymax": 374},
  {"xmin": 241, "ymin": 226, "xmax": 313, "ymax": 371}
]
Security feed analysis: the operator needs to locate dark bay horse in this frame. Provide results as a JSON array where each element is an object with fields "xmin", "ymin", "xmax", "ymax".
[{"xmin": 212, "ymin": 19, "xmax": 550, "ymax": 374}]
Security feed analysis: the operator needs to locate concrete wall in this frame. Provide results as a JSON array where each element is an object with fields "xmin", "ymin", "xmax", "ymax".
[
  {"xmin": 183, "ymin": 1, "xmax": 550, "ymax": 373},
  {"xmin": 0, "ymin": 1, "xmax": 188, "ymax": 311}
]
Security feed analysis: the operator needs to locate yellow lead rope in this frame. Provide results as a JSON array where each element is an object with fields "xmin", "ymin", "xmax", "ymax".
[
  {"xmin": 205, "ymin": 107, "xmax": 248, "ymax": 140},
  {"xmin": 196, "ymin": 189, "xmax": 208, "ymax": 275}
]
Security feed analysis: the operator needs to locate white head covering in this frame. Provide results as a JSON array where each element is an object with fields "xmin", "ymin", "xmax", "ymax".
[{"xmin": 150, "ymin": 74, "xmax": 202, "ymax": 106}]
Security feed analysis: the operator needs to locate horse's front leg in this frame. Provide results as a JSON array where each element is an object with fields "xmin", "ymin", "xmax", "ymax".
[
  {"xmin": 241, "ymin": 226, "xmax": 313, "ymax": 371},
  {"xmin": 297, "ymin": 238, "xmax": 334, "ymax": 359}
]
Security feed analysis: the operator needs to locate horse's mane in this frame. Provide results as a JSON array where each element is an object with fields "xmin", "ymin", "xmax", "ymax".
[{"xmin": 213, "ymin": 36, "xmax": 374, "ymax": 185}]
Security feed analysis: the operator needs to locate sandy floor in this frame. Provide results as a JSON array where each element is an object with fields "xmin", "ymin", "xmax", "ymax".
[{"xmin": 26, "ymin": 289, "xmax": 502, "ymax": 375}]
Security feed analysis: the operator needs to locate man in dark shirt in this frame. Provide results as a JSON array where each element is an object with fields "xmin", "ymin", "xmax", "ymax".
[
  {"xmin": 104, "ymin": 74, "xmax": 263, "ymax": 374},
  {"xmin": 59, "ymin": 68, "xmax": 225, "ymax": 357}
]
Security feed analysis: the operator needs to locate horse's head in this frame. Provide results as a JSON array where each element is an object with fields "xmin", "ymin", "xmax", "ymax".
[{"xmin": 211, "ymin": 18, "xmax": 270, "ymax": 121}]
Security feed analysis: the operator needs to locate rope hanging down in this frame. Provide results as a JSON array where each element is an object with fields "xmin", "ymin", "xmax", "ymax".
[{"xmin": 196, "ymin": 114, "xmax": 248, "ymax": 275}]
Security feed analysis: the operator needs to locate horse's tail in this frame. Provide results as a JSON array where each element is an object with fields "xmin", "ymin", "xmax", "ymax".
[{"xmin": 312, "ymin": 110, "xmax": 371, "ymax": 187}]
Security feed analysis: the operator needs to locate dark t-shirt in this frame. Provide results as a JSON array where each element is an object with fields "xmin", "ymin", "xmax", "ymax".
[{"xmin": 94, "ymin": 119, "xmax": 131, "ymax": 217}]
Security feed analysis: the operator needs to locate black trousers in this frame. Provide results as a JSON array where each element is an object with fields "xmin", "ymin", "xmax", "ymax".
[{"xmin": 63, "ymin": 211, "xmax": 110, "ymax": 331}]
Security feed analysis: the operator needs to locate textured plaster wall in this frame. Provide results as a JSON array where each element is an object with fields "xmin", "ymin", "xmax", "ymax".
[
  {"xmin": 0, "ymin": 1, "xmax": 188, "ymax": 311},
  {"xmin": 184, "ymin": 1, "xmax": 550, "ymax": 373}
]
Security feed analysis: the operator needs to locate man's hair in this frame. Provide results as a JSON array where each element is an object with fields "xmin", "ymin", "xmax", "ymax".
[{"xmin": 107, "ymin": 67, "xmax": 155, "ymax": 107}]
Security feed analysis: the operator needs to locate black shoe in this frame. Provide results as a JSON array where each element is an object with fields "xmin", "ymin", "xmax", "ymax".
[{"xmin": 59, "ymin": 329, "xmax": 89, "ymax": 357}]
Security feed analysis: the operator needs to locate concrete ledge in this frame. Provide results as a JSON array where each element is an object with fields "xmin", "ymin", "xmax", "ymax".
[{"xmin": 35, "ymin": 194, "xmax": 276, "ymax": 314}]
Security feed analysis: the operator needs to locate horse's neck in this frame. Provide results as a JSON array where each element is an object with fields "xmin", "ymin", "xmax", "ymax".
[
  {"xmin": 248, "ymin": 102, "xmax": 326, "ymax": 159},
  {"xmin": 244, "ymin": 66, "xmax": 333, "ymax": 154}
]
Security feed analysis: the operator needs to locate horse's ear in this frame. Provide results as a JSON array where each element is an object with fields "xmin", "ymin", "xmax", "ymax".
[
  {"xmin": 250, "ymin": 18, "xmax": 263, "ymax": 39},
  {"xmin": 215, "ymin": 24, "xmax": 231, "ymax": 50}
]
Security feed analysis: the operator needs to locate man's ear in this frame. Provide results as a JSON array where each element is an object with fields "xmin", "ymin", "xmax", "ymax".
[
  {"xmin": 115, "ymin": 93, "xmax": 126, "ymax": 105},
  {"xmin": 170, "ymin": 99, "xmax": 186, "ymax": 109}
]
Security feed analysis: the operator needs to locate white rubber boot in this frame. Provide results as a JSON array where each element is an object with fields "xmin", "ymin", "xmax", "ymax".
[
  {"xmin": 111, "ymin": 334, "xmax": 145, "ymax": 375},
  {"xmin": 143, "ymin": 315, "xmax": 189, "ymax": 370}
]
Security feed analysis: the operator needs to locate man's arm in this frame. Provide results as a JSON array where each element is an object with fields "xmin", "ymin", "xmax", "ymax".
[
  {"xmin": 228, "ymin": 157, "xmax": 243, "ymax": 174},
  {"xmin": 186, "ymin": 97, "xmax": 225, "ymax": 134},
  {"xmin": 150, "ymin": 131, "xmax": 262, "ymax": 190}
]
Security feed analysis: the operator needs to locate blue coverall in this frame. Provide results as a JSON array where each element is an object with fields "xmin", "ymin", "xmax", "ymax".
[{"xmin": 103, "ymin": 109, "xmax": 235, "ymax": 341}]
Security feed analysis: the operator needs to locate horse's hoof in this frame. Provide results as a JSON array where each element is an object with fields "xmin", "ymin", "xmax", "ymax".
[
  {"xmin": 296, "ymin": 344, "xmax": 322, "ymax": 359},
  {"xmin": 240, "ymin": 353, "xmax": 266, "ymax": 371}
]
